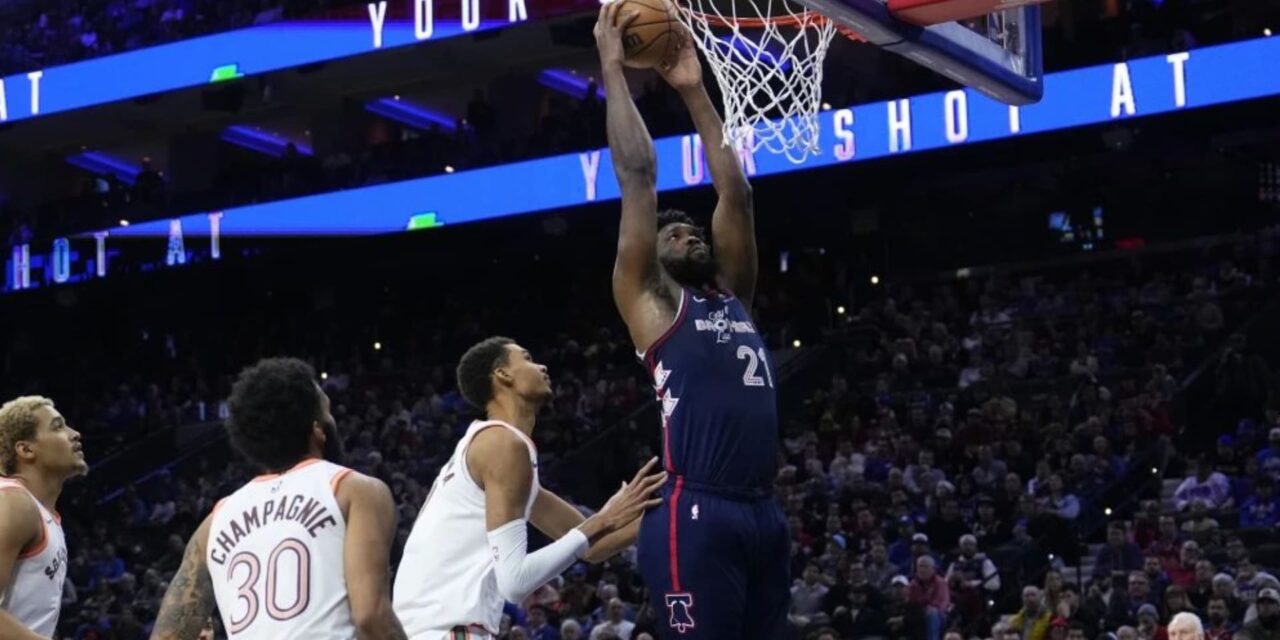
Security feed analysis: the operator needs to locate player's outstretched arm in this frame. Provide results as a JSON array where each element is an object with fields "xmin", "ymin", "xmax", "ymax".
[
  {"xmin": 0, "ymin": 492, "xmax": 46, "ymax": 640},
  {"xmin": 338, "ymin": 473, "xmax": 408, "ymax": 640},
  {"xmin": 475, "ymin": 430, "xmax": 664, "ymax": 601},
  {"xmin": 659, "ymin": 35, "xmax": 757, "ymax": 307},
  {"xmin": 530, "ymin": 459, "xmax": 667, "ymax": 563},
  {"xmin": 596, "ymin": 2, "xmax": 667, "ymax": 350},
  {"xmin": 150, "ymin": 515, "xmax": 216, "ymax": 640}
]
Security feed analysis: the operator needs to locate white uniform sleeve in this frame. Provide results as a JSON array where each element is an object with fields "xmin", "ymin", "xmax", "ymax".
[{"xmin": 487, "ymin": 518, "xmax": 589, "ymax": 603}]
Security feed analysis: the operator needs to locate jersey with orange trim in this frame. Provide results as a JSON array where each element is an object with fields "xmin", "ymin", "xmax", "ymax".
[
  {"xmin": 205, "ymin": 458, "xmax": 356, "ymax": 640},
  {"xmin": 0, "ymin": 478, "xmax": 68, "ymax": 638},
  {"xmin": 394, "ymin": 420, "xmax": 540, "ymax": 639}
]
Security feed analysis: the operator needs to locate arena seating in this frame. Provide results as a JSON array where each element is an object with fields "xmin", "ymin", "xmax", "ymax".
[{"xmin": 35, "ymin": 226, "xmax": 1280, "ymax": 639}]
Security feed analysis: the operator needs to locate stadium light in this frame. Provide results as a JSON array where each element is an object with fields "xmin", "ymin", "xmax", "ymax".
[
  {"xmin": 793, "ymin": 339, "xmax": 802, "ymax": 348},
  {"xmin": 321, "ymin": 372, "xmax": 328, "ymax": 380},
  {"xmin": 445, "ymin": 166, "xmax": 455, "ymax": 174},
  {"xmin": 366, "ymin": 97, "xmax": 458, "ymax": 133},
  {"xmin": 870, "ymin": 275, "xmax": 880, "ymax": 285},
  {"xmin": 66, "ymin": 151, "xmax": 143, "ymax": 185},
  {"xmin": 374, "ymin": 341, "xmax": 383, "ymax": 351},
  {"xmin": 836, "ymin": 305, "xmax": 846, "ymax": 315},
  {"xmin": 1151, "ymin": 467, "xmax": 1158, "ymax": 474},
  {"xmin": 119, "ymin": 219, "xmax": 130, "ymax": 227},
  {"xmin": 1265, "ymin": 28, "xmax": 1272, "ymax": 37},
  {"xmin": 221, "ymin": 126, "xmax": 313, "ymax": 158},
  {"xmin": 538, "ymin": 70, "xmax": 607, "ymax": 100},
  {"xmin": 1104, "ymin": 507, "xmax": 1112, "ymax": 516}
]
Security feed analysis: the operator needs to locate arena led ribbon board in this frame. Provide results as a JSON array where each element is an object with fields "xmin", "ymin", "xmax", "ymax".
[
  {"xmin": 0, "ymin": 0, "xmax": 600, "ymax": 123},
  {"xmin": 6, "ymin": 35, "xmax": 1280, "ymax": 292}
]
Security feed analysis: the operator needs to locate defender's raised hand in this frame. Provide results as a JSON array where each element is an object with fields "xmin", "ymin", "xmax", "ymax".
[{"xmin": 596, "ymin": 457, "xmax": 668, "ymax": 531}]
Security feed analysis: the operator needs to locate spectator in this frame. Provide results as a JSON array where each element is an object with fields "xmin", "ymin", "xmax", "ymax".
[
  {"xmin": 906, "ymin": 556, "xmax": 949, "ymax": 640},
  {"xmin": 1009, "ymin": 585, "xmax": 1052, "ymax": 640},
  {"xmin": 1109, "ymin": 571, "xmax": 1158, "ymax": 630},
  {"xmin": 792, "ymin": 563, "xmax": 831, "ymax": 627},
  {"xmin": 561, "ymin": 619, "xmax": 583, "ymax": 640},
  {"xmin": 1240, "ymin": 478, "xmax": 1280, "ymax": 528},
  {"xmin": 945, "ymin": 534, "xmax": 1001, "ymax": 594},
  {"xmin": 1241, "ymin": 588, "xmax": 1280, "ymax": 640},
  {"xmin": 1174, "ymin": 458, "xmax": 1234, "ymax": 513},
  {"xmin": 1167, "ymin": 611, "xmax": 1206, "ymax": 640},
  {"xmin": 865, "ymin": 541, "xmax": 898, "ymax": 590},
  {"xmin": 1256, "ymin": 429, "xmax": 1280, "ymax": 470},
  {"xmin": 1137, "ymin": 603, "xmax": 1169, "ymax": 640},
  {"xmin": 1096, "ymin": 522, "xmax": 1146, "ymax": 581},
  {"xmin": 1170, "ymin": 542, "xmax": 1205, "ymax": 588},
  {"xmin": 588, "ymin": 599, "xmax": 634, "ymax": 640},
  {"xmin": 1145, "ymin": 554, "xmax": 1174, "ymax": 603},
  {"xmin": 1190, "ymin": 561, "xmax": 1219, "ymax": 610},
  {"xmin": 1205, "ymin": 595, "xmax": 1237, "ymax": 639},
  {"xmin": 927, "ymin": 499, "xmax": 970, "ymax": 554},
  {"xmin": 1181, "ymin": 502, "xmax": 1222, "ymax": 544},
  {"xmin": 973, "ymin": 495, "xmax": 1011, "ymax": 548},
  {"xmin": 831, "ymin": 584, "xmax": 889, "ymax": 639},
  {"xmin": 906, "ymin": 450, "xmax": 947, "ymax": 496},
  {"xmin": 526, "ymin": 606, "xmax": 559, "ymax": 640}
]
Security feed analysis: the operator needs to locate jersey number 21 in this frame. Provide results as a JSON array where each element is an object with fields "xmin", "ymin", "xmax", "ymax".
[{"xmin": 737, "ymin": 346, "xmax": 774, "ymax": 388}]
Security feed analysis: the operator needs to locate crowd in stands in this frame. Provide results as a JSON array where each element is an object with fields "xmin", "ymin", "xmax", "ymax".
[
  {"xmin": 0, "ymin": 0, "xmax": 339, "ymax": 76},
  {"xmin": 7, "ymin": 223, "xmax": 1274, "ymax": 640}
]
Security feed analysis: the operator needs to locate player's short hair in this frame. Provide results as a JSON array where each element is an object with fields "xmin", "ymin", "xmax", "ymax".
[
  {"xmin": 0, "ymin": 396, "xmax": 54, "ymax": 475},
  {"xmin": 457, "ymin": 337, "xmax": 516, "ymax": 408},
  {"xmin": 657, "ymin": 209, "xmax": 704, "ymax": 237},
  {"xmin": 226, "ymin": 358, "xmax": 321, "ymax": 472}
]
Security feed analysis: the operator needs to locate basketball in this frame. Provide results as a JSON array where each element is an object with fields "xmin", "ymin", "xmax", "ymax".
[{"xmin": 616, "ymin": 0, "xmax": 680, "ymax": 69}]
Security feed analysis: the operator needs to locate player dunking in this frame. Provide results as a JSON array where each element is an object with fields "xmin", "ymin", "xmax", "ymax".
[
  {"xmin": 151, "ymin": 358, "xmax": 407, "ymax": 640},
  {"xmin": 394, "ymin": 337, "xmax": 666, "ymax": 640},
  {"xmin": 595, "ymin": 5, "xmax": 791, "ymax": 638},
  {"xmin": 0, "ymin": 397, "xmax": 85, "ymax": 640}
]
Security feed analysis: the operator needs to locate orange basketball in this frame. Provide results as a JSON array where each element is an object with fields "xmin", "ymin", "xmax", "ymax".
[{"xmin": 617, "ymin": 0, "xmax": 680, "ymax": 69}]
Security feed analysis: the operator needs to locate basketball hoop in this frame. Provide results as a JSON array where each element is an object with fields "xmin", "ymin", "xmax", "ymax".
[{"xmin": 673, "ymin": 0, "xmax": 855, "ymax": 163}]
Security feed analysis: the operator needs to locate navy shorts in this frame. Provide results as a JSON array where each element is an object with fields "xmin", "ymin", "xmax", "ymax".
[{"xmin": 637, "ymin": 479, "xmax": 792, "ymax": 639}]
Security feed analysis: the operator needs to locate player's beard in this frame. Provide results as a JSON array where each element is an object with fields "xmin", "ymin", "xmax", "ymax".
[
  {"xmin": 662, "ymin": 250, "xmax": 718, "ymax": 289},
  {"xmin": 320, "ymin": 418, "xmax": 346, "ymax": 464}
]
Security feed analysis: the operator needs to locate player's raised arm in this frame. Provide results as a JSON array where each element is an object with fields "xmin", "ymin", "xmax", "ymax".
[
  {"xmin": 0, "ymin": 492, "xmax": 46, "ymax": 640},
  {"xmin": 474, "ymin": 429, "xmax": 663, "ymax": 602},
  {"xmin": 337, "ymin": 473, "xmax": 408, "ymax": 640},
  {"xmin": 150, "ymin": 515, "xmax": 217, "ymax": 640},
  {"xmin": 596, "ymin": 3, "xmax": 666, "ymax": 348},
  {"xmin": 659, "ymin": 35, "xmax": 757, "ymax": 307},
  {"xmin": 529, "ymin": 459, "xmax": 667, "ymax": 563}
]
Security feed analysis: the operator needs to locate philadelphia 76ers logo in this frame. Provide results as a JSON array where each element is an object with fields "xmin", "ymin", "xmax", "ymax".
[{"xmin": 665, "ymin": 593, "xmax": 695, "ymax": 634}]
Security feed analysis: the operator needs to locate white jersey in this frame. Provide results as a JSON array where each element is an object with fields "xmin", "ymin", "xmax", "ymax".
[
  {"xmin": 206, "ymin": 458, "xmax": 356, "ymax": 640},
  {"xmin": 0, "ymin": 478, "xmax": 68, "ymax": 638},
  {"xmin": 394, "ymin": 420, "xmax": 541, "ymax": 639}
]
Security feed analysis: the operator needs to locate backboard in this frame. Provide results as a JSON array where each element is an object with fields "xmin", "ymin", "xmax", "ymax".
[{"xmin": 796, "ymin": 0, "xmax": 1044, "ymax": 104}]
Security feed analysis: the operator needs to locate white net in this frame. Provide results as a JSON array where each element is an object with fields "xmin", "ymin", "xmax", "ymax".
[{"xmin": 673, "ymin": 0, "xmax": 837, "ymax": 164}]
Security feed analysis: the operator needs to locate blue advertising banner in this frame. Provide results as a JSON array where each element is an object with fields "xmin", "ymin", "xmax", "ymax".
[
  {"xmin": 6, "ymin": 35, "xmax": 1279, "ymax": 292},
  {"xmin": 0, "ymin": 0, "xmax": 598, "ymax": 123}
]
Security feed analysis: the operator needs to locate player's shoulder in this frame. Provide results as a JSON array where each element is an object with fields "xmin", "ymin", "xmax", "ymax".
[
  {"xmin": 467, "ymin": 424, "xmax": 534, "ymax": 481},
  {"xmin": 332, "ymin": 468, "xmax": 393, "ymax": 508},
  {"xmin": 469, "ymin": 424, "xmax": 532, "ymax": 460},
  {"xmin": 0, "ymin": 487, "xmax": 41, "ymax": 541}
]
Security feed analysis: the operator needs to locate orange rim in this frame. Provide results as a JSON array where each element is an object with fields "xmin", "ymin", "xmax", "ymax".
[{"xmin": 677, "ymin": 3, "xmax": 866, "ymax": 41}]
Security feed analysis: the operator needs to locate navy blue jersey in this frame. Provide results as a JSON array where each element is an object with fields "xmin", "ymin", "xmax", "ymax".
[{"xmin": 641, "ymin": 288, "xmax": 779, "ymax": 491}]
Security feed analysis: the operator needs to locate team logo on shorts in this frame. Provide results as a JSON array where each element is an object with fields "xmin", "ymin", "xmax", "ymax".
[{"xmin": 665, "ymin": 593, "xmax": 695, "ymax": 634}]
